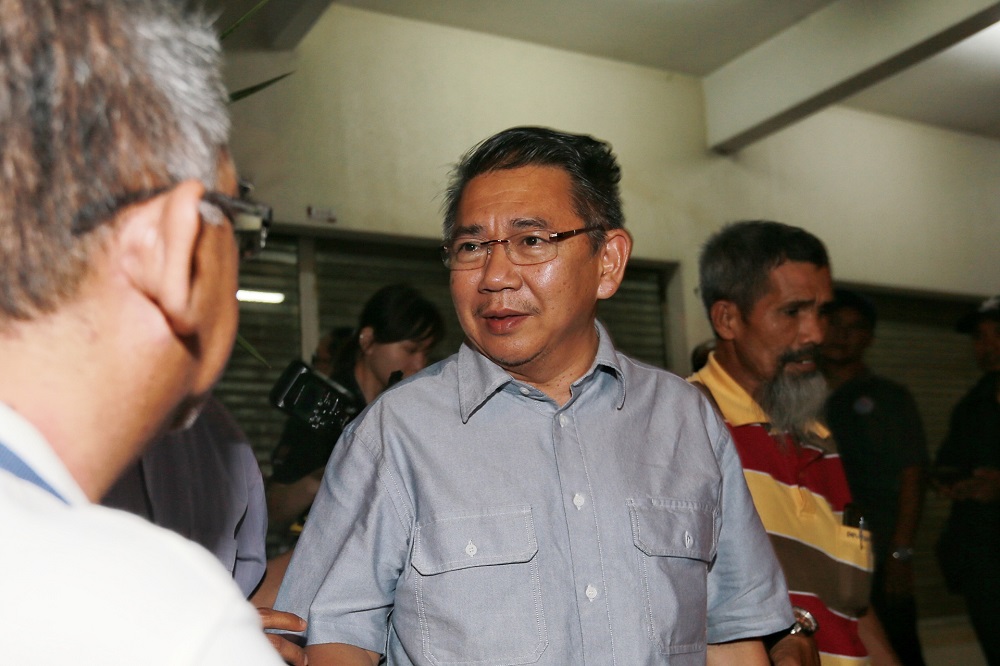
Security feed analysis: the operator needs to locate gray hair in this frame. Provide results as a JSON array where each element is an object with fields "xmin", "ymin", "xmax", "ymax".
[{"xmin": 0, "ymin": 0, "xmax": 230, "ymax": 321}]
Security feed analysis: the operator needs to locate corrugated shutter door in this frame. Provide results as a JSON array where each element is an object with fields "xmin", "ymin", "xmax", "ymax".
[
  {"xmin": 215, "ymin": 233, "xmax": 301, "ymax": 477},
  {"xmin": 598, "ymin": 267, "xmax": 669, "ymax": 369}
]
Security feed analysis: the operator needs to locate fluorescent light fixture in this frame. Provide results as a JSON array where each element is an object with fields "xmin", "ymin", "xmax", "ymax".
[{"xmin": 237, "ymin": 289, "xmax": 285, "ymax": 304}]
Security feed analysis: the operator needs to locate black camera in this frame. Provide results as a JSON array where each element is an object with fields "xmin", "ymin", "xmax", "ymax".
[{"xmin": 269, "ymin": 359, "xmax": 358, "ymax": 432}]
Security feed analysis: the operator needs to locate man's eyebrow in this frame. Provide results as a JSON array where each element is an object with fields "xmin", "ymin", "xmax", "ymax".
[
  {"xmin": 782, "ymin": 298, "xmax": 817, "ymax": 310},
  {"xmin": 510, "ymin": 217, "xmax": 548, "ymax": 231},
  {"xmin": 450, "ymin": 224, "xmax": 483, "ymax": 238},
  {"xmin": 451, "ymin": 217, "xmax": 549, "ymax": 238}
]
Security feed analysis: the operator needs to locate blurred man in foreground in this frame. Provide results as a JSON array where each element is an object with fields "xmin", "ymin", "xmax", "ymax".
[{"xmin": 0, "ymin": 1, "xmax": 298, "ymax": 663}]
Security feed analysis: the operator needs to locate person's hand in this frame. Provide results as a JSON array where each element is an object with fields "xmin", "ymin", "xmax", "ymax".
[
  {"xmin": 258, "ymin": 606, "xmax": 308, "ymax": 666},
  {"xmin": 769, "ymin": 632, "xmax": 820, "ymax": 666},
  {"xmin": 947, "ymin": 468, "xmax": 1000, "ymax": 502},
  {"xmin": 884, "ymin": 556, "xmax": 914, "ymax": 599}
]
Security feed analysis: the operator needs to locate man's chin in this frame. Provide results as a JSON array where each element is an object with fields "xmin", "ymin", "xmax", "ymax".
[{"xmin": 758, "ymin": 370, "xmax": 828, "ymax": 438}]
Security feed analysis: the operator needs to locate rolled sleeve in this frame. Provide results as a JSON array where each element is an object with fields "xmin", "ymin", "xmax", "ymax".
[
  {"xmin": 705, "ymin": 409, "xmax": 793, "ymax": 643},
  {"xmin": 274, "ymin": 423, "xmax": 411, "ymax": 653}
]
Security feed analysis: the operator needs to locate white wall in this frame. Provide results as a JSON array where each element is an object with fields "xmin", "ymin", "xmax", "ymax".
[{"xmin": 225, "ymin": 5, "xmax": 1000, "ymax": 362}]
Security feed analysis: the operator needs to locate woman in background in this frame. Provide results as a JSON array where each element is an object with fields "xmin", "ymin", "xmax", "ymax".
[{"xmin": 266, "ymin": 283, "xmax": 445, "ymax": 541}]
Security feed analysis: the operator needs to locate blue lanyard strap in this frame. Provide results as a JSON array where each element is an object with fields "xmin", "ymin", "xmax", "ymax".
[{"xmin": 0, "ymin": 440, "xmax": 68, "ymax": 504}]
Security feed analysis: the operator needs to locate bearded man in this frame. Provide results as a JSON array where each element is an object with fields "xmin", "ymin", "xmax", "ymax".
[{"xmin": 690, "ymin": 220, "xmax": 898, "ymax": 666}]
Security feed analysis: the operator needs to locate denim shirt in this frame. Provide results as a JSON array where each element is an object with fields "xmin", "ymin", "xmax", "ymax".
[{"xmin": 275, "ymin": 324, "xmax": 791, "ymax": 665}]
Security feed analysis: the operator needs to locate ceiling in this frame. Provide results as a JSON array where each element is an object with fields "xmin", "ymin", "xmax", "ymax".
[{"xmin": 209, "ymin": 0, "xmax": 1000, "ymax": 146}]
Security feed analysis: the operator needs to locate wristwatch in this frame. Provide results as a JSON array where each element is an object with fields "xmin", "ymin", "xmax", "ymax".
[
  {"xmin": 790, "ymin": 606, "xmax": 819, "ymax": 636},
  {"xmin": 891, "ymin": 546, "xmax": 915, "ymax": 562},
  {"xmin": 764, "ymin": 606, "xmax": 818, "ymax": 652}
]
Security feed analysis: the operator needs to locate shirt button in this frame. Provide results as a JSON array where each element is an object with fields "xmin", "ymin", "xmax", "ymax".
[
  {"xmin": 573, "ymin": 493, "xmax": 586, "ymax": 509},
  {"xmin": 465, "ymin": 540, "xmax": 478, "ymax": 557},
  {"xmin": 559, "ymin": 414, "xmax": 569, "ymax": 427},
  {"xmin": 519, "ymin": 386, "xmax": 531, "ymax": 396},
  {"xmin": 585, "ymin": 584, "xmax": 598, "ymax": 601}
]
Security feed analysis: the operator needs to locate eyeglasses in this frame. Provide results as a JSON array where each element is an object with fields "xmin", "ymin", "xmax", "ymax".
[
  {"xmin": 441, "ymin": 226, "xmax": 599, "ymax": 270},
  {"xmin": 200, "ymin": 191, "xmax": 271, "ymax": 260},
  {"xmin": 70, "ymin": 187, "xmax": 271, "ymax": 260}
]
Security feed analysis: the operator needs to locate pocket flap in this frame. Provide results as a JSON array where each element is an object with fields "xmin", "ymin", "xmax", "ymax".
[
  {"xmin": 628, "ymin": 499, "xmax": 717, "ymax": 562},
  {"xmin": 412, "ymin": 506, "xmax": 538, "ymax": 576}
]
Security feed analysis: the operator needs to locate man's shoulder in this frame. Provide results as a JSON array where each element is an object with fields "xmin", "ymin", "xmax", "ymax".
[
  {"xmin": 1, "ymin": 489, "xmax": 273, "ymax": 663},
  {"xmin": 616, "ymin": 352, "xmax": 699, "ymax": 393},
  {"xmin": 6, "ymin": 492, "xmax": 244, "ymax": 593}
]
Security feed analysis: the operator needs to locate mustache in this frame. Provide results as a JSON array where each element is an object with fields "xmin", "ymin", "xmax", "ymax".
[
  {"xmin": 778, "ymin": 344, "xmax": 819, "ymax": 367},
  {"xmin": 474, "ymin": 301, "xmax": 541, "ymax": 317}
]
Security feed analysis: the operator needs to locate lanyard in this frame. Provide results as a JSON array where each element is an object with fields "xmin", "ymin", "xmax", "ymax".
[{"xmin": 0, "ymin": 440, "xmax": 68, "ymax": 504}]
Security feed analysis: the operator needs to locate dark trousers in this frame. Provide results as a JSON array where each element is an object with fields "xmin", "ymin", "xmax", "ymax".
[
  {"xmin": 871, "ymin": 561, "xmax": 927, "ymax": 666},
  {"xmin": 964, "ymin": 577, "xmax": 1000, "ymax": 666}
]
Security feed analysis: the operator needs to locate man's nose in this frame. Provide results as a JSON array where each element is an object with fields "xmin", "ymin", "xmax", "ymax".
[
  {"xmin": 801, "ymin": 311, "xmax": 826, "ymax": 345},
  {"xmin": 478, "ymin": 242, "xmax": 520, "ymax": 290}
]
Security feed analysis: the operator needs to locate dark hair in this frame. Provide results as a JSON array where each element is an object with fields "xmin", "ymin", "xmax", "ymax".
[
  {"xmin": 0, "ymin": 0, "xmax": 229, "ymax": 322},
  {"xmin": 442, "ymin": 126, "xmax": 624, "ymax": 252},
  {"xmin": 690, "ymin": 339, "xmax": 716, "ymax": 373},
  {"xmin": 334, "ymin": 284, "xmax": 445, "ymax": 369},
  {"xmin": 827, "ymin": 288, "xmax": 877, "ymax": 331},
  {"xmin": 699, "ymin": 220, "xmax": 829, "ymax": 318}
]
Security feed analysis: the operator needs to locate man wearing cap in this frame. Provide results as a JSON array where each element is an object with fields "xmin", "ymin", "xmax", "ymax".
[
  {"xmin": 821, "ymin": 289, "xmax": 928, "ymax": 666},
  {"xmin": 935, "ymin": 295, "xmax": 1000, "ymax": 666}
]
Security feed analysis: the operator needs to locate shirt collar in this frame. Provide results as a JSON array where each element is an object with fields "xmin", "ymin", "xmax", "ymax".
[
  {"xmin": 0, "ymin": 402, "xmax": 89, "ymax": 505},
  {"xmin": 457, "ymin": 320, "xmax": 626, "ymax": 423},
  {"xmin": 689, "ymin": 352, "xmax": 830, "ymax": 438}
]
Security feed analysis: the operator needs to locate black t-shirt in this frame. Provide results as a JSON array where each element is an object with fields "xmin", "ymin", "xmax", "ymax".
[{"xmin": 824, "ymin": 371, "xmax": 928, "ymax": 555}]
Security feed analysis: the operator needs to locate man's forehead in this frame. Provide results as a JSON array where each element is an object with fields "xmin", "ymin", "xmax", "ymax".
[
  {"xmin": 763, "ymin": 261, "xmax": 832, "ymax": 302},
  {"xmin": 456, "ymin": 165, "xmax": 577, "ymax": 227}
]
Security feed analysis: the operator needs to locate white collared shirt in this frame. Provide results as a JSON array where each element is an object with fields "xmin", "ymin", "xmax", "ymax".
[{"xmin": 0, "ymin": 402, "xmax": 281, "ymax": 665}]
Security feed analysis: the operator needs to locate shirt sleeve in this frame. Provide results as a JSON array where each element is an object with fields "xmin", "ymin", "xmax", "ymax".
[
  {"xmin": 273, "ymin": 419, "xmax": 411, "ymax": 653},
  {"xmin": 703, "ymin": 405, "xmax": 793, "ymax": 643},
  {"xmin": 233, "ymin": 439, "xmax": 269, "ymax": 598}
]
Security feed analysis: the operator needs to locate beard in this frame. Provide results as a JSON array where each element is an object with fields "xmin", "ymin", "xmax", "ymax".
[{"xmin": 756, "ymin": 346, "xmax": 829, "ymax": 440}]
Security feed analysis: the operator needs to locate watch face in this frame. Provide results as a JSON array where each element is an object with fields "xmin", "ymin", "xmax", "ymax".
[{"xmin": 792, "ymin": 606, "xmax": 819, "ymax": 635}]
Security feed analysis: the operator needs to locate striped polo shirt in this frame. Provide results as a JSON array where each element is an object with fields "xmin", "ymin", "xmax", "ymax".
[{"xmin": 691, "ymin": 354, "xmax": 873, "ymax": 666}]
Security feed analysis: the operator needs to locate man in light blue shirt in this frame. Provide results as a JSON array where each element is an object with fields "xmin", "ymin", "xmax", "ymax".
[{"xmin": 276, "ymin": 126, "xmax": 792, "ymax": 665}]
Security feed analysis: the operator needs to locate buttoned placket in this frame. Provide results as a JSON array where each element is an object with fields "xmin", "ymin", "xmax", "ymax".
[{"xmin": 550, "ymin": 395, "xmax": 616, "ymax": 664}]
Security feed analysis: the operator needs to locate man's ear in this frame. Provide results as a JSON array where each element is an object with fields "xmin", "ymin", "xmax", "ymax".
[
  {"xmin": 358, "ymin": 326, "xmax": 375, "ymax": 355},
  {"xmin": 596, "ymin": 229, "xmax": 632, "ymax": 301},
  {"xmin": 709, "ymin": 300, "xmax": 741, "ymax": 341},
  {"xmin": 118, "ymin": 180, "xmax": 205, "ymax": 337}
]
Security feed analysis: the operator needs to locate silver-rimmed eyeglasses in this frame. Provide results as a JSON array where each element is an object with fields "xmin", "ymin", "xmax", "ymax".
[
  {"xmin": 200, "ymin": 191, "xmax": 271, "ymax": 260},
  {"xmin": 441, "ymin": 226, "xmax": 599, "ymax": 270}
]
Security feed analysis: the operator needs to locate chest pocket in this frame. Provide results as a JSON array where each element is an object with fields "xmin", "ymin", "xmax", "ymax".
[
  {"xmin": 410, "ymin": 506, "xmax": 547, "ymax": 665},
  {"xmin": 629, "ymin": 499, "xmax": 717, "ymax": 658}
]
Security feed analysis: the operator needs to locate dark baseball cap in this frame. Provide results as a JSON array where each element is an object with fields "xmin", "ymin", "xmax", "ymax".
[{"xmin": 956, "ymin": 295, "xmax": 1000, "ymax": 334}]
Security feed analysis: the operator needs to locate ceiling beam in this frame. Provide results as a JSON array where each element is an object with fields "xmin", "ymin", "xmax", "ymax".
[
  {"xmin": 262, "ymin": 0, "xmax": 335, "ymax": 50},
  {"xmin": 704, "ymin": 0, "xmax": 1000, "ymax": 154}
]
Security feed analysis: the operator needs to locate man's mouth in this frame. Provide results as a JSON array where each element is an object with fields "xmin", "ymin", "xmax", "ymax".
[
  {"xmin": 780, "ymin": 346, "xmax": 818, "ymax": 373},
  {"xmin": 478, "ymin": 307, "xmax": 529, "ymax": 335}
]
